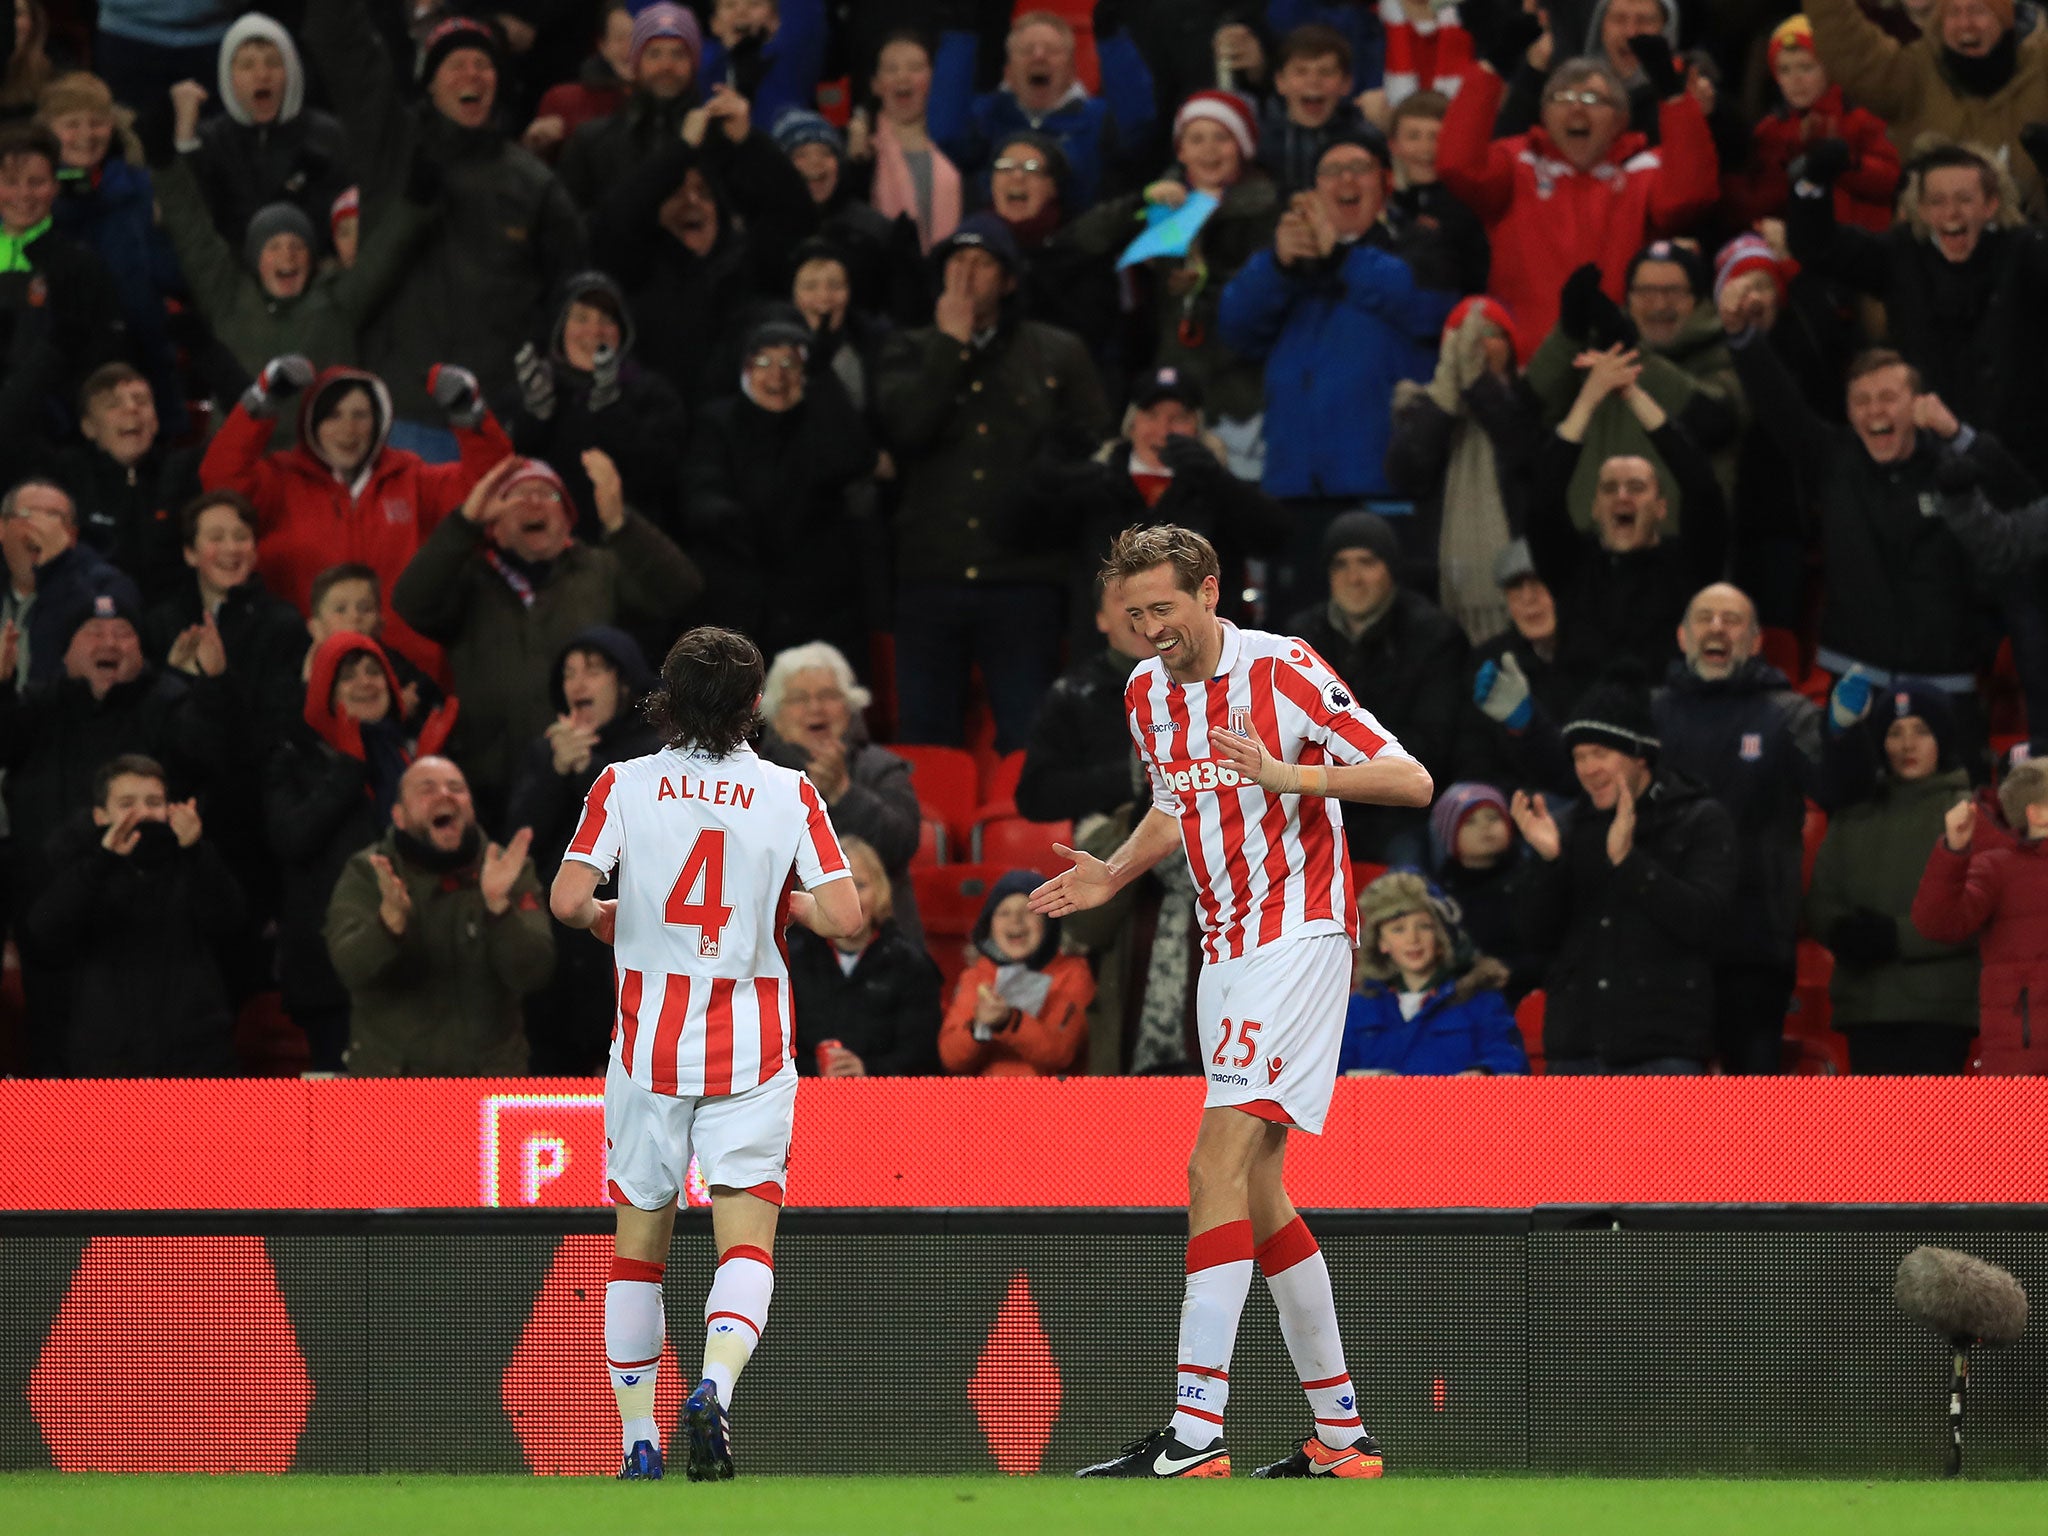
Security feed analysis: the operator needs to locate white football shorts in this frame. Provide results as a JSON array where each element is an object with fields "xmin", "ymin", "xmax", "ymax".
[
  {"xmin": 603, "ymin": 1057, "xmax": 797, "ymax": 1210},
  {"xmin": 1195, "ymin": 930, "xmax": 1353, "ymax": 1134}
]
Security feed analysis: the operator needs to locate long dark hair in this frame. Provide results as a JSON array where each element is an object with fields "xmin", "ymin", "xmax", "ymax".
[{"xmin": 644, "ymin": 626, "xmax": 763, "ymax": 757}]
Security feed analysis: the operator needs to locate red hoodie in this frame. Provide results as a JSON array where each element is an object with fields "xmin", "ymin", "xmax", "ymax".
[
  {"xmin": 1436, "ymin": 64, "xmax": 1720, "ymax": 361},
  {"xmin": 200, "ymin": 367, "xmax": 512, "ymax": 677},
  {"xmin": 1729, "ymin": 85, "xmax": 1902, "ymax": 234},
  {"xmin": 303, "ymin": 630, "xmax": 457, "ymax": 763}
]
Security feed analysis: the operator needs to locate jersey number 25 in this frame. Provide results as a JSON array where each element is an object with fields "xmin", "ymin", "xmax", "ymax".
[{"xmin": 665, "ymin": 829, "xmax": 734, "ymax": 958}]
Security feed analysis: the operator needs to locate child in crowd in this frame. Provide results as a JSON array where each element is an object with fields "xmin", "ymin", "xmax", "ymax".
[
  {"xmin": 1912, "ymin": 759, "xmax": 2048, "ymax": 1075},
  {"xmin": 1257, "ymin": 24, "xmax": 1369, "ymax": 192},
  {"xmin": 787, "ymin": 836, "xmax": 943, "ymax": 1078},
  {"xmin": 1428, "ymin": 781, "xmax": 1539, "ymax": 1002},
  {"xmin": 300, "ymin": 562, "xmax": 443, "ymax": 732},
  {"xmin": 1341, "ymin": 868, "xmax": 1528, "ymax": 1076},
  {"xmin": 1727, "ymin": 14, "xmax": 1900, "ymax": 233},
  {"xmin": 939, "ymin": 870, "xmax": 1092, "ymax": 1077}
]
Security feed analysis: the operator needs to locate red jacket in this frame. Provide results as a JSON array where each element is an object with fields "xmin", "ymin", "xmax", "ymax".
[
  {"xmin": 1436, "ymin": 64, "xmax": 1720, "ymax": 361},
  {"xmin": 1912, "ymin": 834, "xmax": 2048, "ymax": 1073},
  {"xmin": 1727, "ymin": 86, "xmax": 1901, "ymax": 233},
  {"xmin": 302, "ymin": 630, "xmax": 456, "ymax": 762},
  {"xmin": 199, "ymin": 367, "xmax": 511, "ymax": 677},
  {"xmin": 938, "ymin": 954, "xmax": 1093, "ymax": 1077}
]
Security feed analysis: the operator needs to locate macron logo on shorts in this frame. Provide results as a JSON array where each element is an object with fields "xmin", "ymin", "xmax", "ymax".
[{"xmin": 1267, "ymin": 1057, "xmax": 1284, "ymax": 1084}]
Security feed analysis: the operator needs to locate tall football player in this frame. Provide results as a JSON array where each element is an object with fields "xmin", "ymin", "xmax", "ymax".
[
  {"xmin": 552, "ymin": 627, "xmax": 862, "ymax": 1481},
  {"xmin": 1032, "ymin": 525, "xmax": 1432, "ymax": 1479}
]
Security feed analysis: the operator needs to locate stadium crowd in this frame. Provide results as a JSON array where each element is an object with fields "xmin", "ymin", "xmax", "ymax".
[{"xmin": 1, "ymin": 0, "xmax": 2046, "ymax": 1082}]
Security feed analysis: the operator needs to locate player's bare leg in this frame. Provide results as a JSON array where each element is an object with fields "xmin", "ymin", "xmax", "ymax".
[
  {"xmin": 1247, "ymin": 1137, "xmax": 1383, "ymax": 1479},
  {"xmin": 609, "ymin": 1199, "xmax": 679, "ymax": 1479},
  {"xmin": 683, "ymin": 1188, "xmax": 780, "ymax": 1482}
]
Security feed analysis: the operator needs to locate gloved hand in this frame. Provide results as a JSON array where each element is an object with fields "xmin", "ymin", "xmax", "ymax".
[
  {"xmin": 1475, "ymin": 653, "xmax": 1533, "ymax": 730},
  {"xmin": 1483, "ymin": 7, "xmax": 1545, "ymax": 77},
  {"xmin": 514, "ymin": 342, "xmax": 555, "ymax": 422},
  {"xmin": 587, "ymin": 342, "xmax": 622, "ymax": 414},
  {"xmin": 428, "ymin": 362, "xmax": 485, "ymax": 429},
  {"xmin": 1792, "ymin": 137, "xmax": 1852, "ymax": 189},
  {"xmin": 1559, "ymin": 263, "xmax": 1604, "ymax": 341},
  {"xmin": 1627, "ymin": 34, "xmax": 1683, "ymax": 100},
  {"xmin": 1158, "ymin": 431, "xmax": 1226, "ymax": 485},
  {"xmin": 241, "ymin": 353, "xmax": 315, "ymax": 419},
  {"xmin": 1828, "ymin": 666, "xmax": 1875, "ymax": 732},
  {"xmin": 1826, "ymin": 908, "xmax": 1900, "ymax": 969},
  {"xmin": 1935, "ymin": 446, "xmax": 1982, "ymax": 496}
]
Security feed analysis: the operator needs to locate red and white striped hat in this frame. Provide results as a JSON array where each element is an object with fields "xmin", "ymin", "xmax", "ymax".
[{"xmin": 1173, "ymin": 89, "xmax": 1257, "ymax": 159}]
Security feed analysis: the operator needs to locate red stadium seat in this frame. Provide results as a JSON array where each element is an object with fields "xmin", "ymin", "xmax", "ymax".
[
  {"xmin": 1782, "ymin": 940, "xmax": 1847, "ymax": 1074},
  {"xmin": 974, "ymin": 749, "xmax": 1027, "ymax": 827},
  {"xmin": 1760, "ymin": 626, "xmax": 1804, "ymax": 684},
  {"xmin": 890, "ymin": 746, "xmax": 980, "ymax": 848},
  {"xmin": 976, "ymin": 817, "xmax": 1073, "ymax": 876},
  {"xmin": 913, "ymin": 817, "xmax": 947, "ymax": 869},
  {"xmin": 1801, "ymin": 801, "xmax": 1827, "ymax": 893},
  {"xmin": 1515, "ymin": 989, "xmax": 1546, "ymax": 1075},
  {"xmin": 1351, "ymin": 860, "xmax": 1388, "ymax": 894}
]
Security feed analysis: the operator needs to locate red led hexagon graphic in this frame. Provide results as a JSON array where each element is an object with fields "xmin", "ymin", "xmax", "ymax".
[
  {"xmin": 967, "ymin": 1270, "xmax": 1062, "ymax": 1474},
  {"xmin": 29, "ymin": 1236, "xmax": 313, "ymax": 1472},
  {"xmin": 503, "ymin": 1233, "xmax": 685, "ymax": 1474}
]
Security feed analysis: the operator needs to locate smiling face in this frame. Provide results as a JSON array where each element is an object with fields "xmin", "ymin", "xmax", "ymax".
[
  {"xmin": 1177, "ymin": 118, "xmax": 1242, "ymax": 194},
  {"xmin": 1590, "ymin": 455, "xmax": 1666, "ymax": 552},
  {"xmin": 1678, "ymin": 583, "xmax": 1758, "ymax": 681},
  {"xmin": 1004, "ymin": 20, "xmax": 1075, "ymax": 114},
  {"xmin": 636, "ymin": 35, "xmax": 695, "ymax": 100},
  {"xmin": 1772, "ymin": 46, "xmax": 1827, "ymax": 111},
  {"xmin": 1943, "ymin": 0, "xmax": 2007, "ymax": 57},
  {"xmin": 494, "ymin": 477, "xmax": 573, "ymax": 563},
  {"xmin": 1504, "ymin": 575, "xmax": 1557, "ymax": 643},
  {"xmin": 1329, "ymin": 546, "xmax": 1395, "ymax": 620},
  {"xmin": 772, "ymin": 664, "xmax": 850, "ymax": 751},
  {"xmin": 1884, "ymin": 714, "xmax": 1940, "ymax": 781},
  {"xmin": 1540, "ymin": 74, "xmax": 1625, "ymax": 172},
  {"xmin": 1455, "ymin": 804, "xmax": 1512, "ymax": 866},
  {"xmin": 988, "ymin": 892, "xmax": 1045, "ymax": 962},
  {"xmin": 46, "ymin": 108, "xmax": 111, "ymax": 170},
  {"xmin": 0, "ymin": 148, "xmax": 57, "ymax": 233},
  {"xmin": 394, "ymin": 756, "xmax": 474, "ymax": 852},
  {"xmin": 562, "ymin": 647, "xmax": 623, "ymax": 730},
  {"xmin": 1573, "ymin": 742, "xmax": 1649, "ymax": 811},
  {"xmin": 659, "ymin": 167, "xmax": 718, "ymax": 254},
  {"xmin": 1391, "ymin": 113, "xmax": 1441, "ymax": 184},
  {"xmin": 792, "ymin": 255, "xmax": 849, "ymax": 332},
  {"xmin": 1919, "ymin": 163, "xmax": 1997, "ymax": 264},
  {"xmin": 231, "ymin": 38, "xmax": 288, "ymax": 124},
  {"xmin": 313, "ymin": 387, "xmax": 378, "ymax": 474},
  {"xmin": 560, "ymin": 298, "xmax": 622, "ymax": 371},
  {"xmin": 1275, "ymin": 50, "xmax": 1349, "ymax": 128},
  {"xmin": 1127, "ymin": 397, "xmax": 1199, "ymax": 467},
  {"xmin": 332, "ymin": 650, "xmax": 391, "ymax": 723},
  {"xmin": 1626, "ymin": 258, "xmax": 1696, "ymax": 347},
  {"xmin": 1601, "ymin": 0, "xmax": 1669, "ymax": 76},
  {"xmin": 64, "ymin": 615, "xmax": 143, "ymax": 698},
  {"xmin": 1846, "ymin": 362, "xmax": 1917, "ymax": 464},
  {"xmin": 872, "ymin": 38, "xmax": 931, "ymax": 123},
  {"xmin": 1116, "ymin": 561, "xmax": 1221, "ymax": 682},
  {"xmin": 81, "ymin": 379, "xmax": 158, "ymax": 467},
  {"xmin": 257, "ymin": 230, "xmax": 310, "ymax": 299},
  {"xmin": 746, "ymin": 342, "xmax": 805, "ymax": 411},
  {"xmin": 183, "ymin": 503, "xmax": 257, "ymax": 597},
  {"xmin": 428, "ymin": 46, "xmax": 497, "ymax": 130},
  {"xmin": 309, "ymin": 577, "xmax": 379, "ymax": 645},
  {"xmin": 790, "ymin": 140, "xmax": 840, "ymax": 204},
  {"xmin": 1377, "ymin": 909, "xmax": 1441, "ymax": 984},
  {"xmin": 990, "ymin": 141, "xmax": 1058, "ymax": 223},
  {"xmin": 599, "ymin": 7, "xmax": 636, "ymax": 79},
  {"xmin": 1316, "ymin": 143, "xmax": 1387, "ymax": 239}
]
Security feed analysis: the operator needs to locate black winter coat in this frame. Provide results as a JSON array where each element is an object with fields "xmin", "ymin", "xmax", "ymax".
[
  {"xmin": 1515, "ymin": 769, "xmax": 1738, "ymax": 1066},
  {"xmin": 191, "ymin": 109, "xmax": 352, "ymax": 260},
  {"xmin": 1654, "ymin": 658, "xmax": 1823, "ymax": 968},
  {"xmin": 263, "ymin": 725, "xmax": 387, "ymax": 1029},
  {"xmin": 53, "ymin": 440, "xmax": 202, "ymax": 603},
  {"xmin": 787, "ymin": 923, "xmax": 942, "ymax": 1076},
  {"xmin": 1287, "ymin": 589, "xmax": 1471, "ymax": 861},
  {"xmin": 141, "ymin": 574, "xmax": 309, "ymax": 753},
  {"xmin": 558, "ymin": 91, "xmax": 695, "ymax": 211},
  {"xmin": 1016, "ymin": 647, "xmax": 1144, "ymax": 825},
  {"xmin": 507, "ymin": 362, "xmax": 690, "ymax": 542},
  {"xmin": 27, "ymin": 818, "xmax": 246, "ymax": 1076}
]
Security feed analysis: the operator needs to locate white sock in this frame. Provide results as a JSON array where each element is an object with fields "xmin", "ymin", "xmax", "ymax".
[
  {"xmin": 606, "ymin": 1257, "xmax": 666, "ymax": 1451},
  {"xmin": 1257, "ymin": 1217, "xmax": 1359, "ymax": 1447},
  {"xmin": 702, "ymin": 1245, "xmax": 775, "ymax": 1406},
  {"xmin": 1170, "ymin": 1220, "xmax": 1253, "ymax": 1446}
]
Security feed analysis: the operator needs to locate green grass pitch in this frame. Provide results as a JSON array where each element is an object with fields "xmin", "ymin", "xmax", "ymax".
[{"xmin": 5, "ymin": 1475, "xmax": 2048, "ymax": 1536}]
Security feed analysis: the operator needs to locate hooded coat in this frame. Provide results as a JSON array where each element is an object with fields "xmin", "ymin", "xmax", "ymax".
[
  {"xmin": 938, "ymin": 870, "xmax": 1093, "ymax": 1076},
  {"xmin": 190, "ymin": 14, "xmax": 353, "ymax": 255},
  {"xmin": 1435, "ymin": 63, "xmax": 1720, "ymax": 361},
  {"xmin": 1913, "ymin": 824, "xmax": 2048, "ymax": 1068},
  {"xmin": 198, "ymin": 366, "xmax": 514, "ymax": 676},
  {"xmin": 264, "ymin": 632, "xmax": 456, "ymax": 1067},
  {"xmin": 1342, "ymin": 955, "xmax": 1529, "ymax": 1075}
]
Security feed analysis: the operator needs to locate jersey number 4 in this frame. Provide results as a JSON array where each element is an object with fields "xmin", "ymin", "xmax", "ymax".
[
  {"xmin": 665, "ymin": 829, "xmax": 733, "ymax": 958},
  {"xmin": 1212, "ymin": 1017, "xmax": 1262, "ymax": 1068}
]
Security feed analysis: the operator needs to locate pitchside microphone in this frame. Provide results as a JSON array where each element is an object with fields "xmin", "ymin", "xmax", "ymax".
[{"xmin": 1895, "ymin": 1246, "xmax": 2030, "ymax": 1477}]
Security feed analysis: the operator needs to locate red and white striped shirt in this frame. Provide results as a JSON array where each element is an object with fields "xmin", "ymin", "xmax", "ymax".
[
  {"xmin": 563, "ymin": 744, "xmax": 850, "ymax": 1098},
  {"xmin": 1379, "ymin": 0, "xmax": 1472, "ymax": 108},
  {"xmin": 1126, "ymin": 620, "xmax": 1414, "ymax": 964}
]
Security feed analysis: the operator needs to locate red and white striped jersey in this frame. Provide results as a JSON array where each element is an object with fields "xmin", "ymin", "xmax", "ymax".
[
  {"xmin": 1125, "ymin": 620, "xmax": 1414, "ymax": 964},
  {"xmin": 563, "ymin": 743, "xmax": 851, "ymax": 1098}
]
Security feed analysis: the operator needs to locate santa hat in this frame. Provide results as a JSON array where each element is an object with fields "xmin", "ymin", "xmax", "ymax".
[
  {"xmin": 499, "ymin": 458, "xmax": 567, "ymax": 500},
  {"xmin": 1767, "ymin": 15, "xmax": 1816, "ymax": 73},
  {"xmin": 1713, "ymin": 232, "xmax": 1788, "ymax": 303},
  {"xmin": 1173, "ymin": 90, "xmax": 1257, "ymax": 160},
  {"xmin": 330, "ymin": 185, "xmax": 360, "ymax": 236}
]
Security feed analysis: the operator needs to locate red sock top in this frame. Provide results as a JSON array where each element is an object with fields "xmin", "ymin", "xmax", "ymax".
[
  {"xmin": 1254, "ymin": 1216, "xmax": 1319, "ymax": 1276},
  {"xmin": 719, "ymin": 1243, "xmax": 775, "ymax": 1270},
  {"xmin": 610, "ymin": 1256, "xmax": 666, "ymax": 1284},
  {"xmin": 1186, "ymin": 1219, "xmax": 1254, "ymax": 1273}
]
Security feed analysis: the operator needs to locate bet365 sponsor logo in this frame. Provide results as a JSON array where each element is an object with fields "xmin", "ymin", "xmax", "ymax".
[{"xmin": 1157, "ymin": 759, "xmax": 1250, "ymax": 795}]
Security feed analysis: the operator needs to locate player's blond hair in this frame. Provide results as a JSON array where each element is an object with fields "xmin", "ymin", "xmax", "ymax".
[{"xmin": 1099, "ymin": 524, "xmax": 1220, "ymax": 598}]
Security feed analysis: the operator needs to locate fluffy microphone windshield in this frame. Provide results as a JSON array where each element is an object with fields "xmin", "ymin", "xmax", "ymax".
[{"xmin": 1895, "ymin": 1247, "xmax": 2030, "ymax": 1347}]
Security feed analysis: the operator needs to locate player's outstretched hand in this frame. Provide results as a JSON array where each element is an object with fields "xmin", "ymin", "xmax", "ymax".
[
  {"xmin": 590, "ymin": 898, "xmax": 617, "ymax": 946},
  {"xmin": 1028, "ymin": 843, "xmax": 1116, "ymax": 918}
]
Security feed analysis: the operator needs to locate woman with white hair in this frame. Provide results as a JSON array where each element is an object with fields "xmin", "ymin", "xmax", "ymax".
[{"xmin": 757, "ymin": 639, "xmax": 925, "ymax": 948}]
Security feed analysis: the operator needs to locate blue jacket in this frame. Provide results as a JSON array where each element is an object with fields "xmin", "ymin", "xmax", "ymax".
[
  {"xmin": 698, "ymin": 0, "xmax": 826, "ymax": 127},
  {"xmin": 1218, "ymin": 236, "xmax": 1454, "ymax": 498},
  {"xmin": 1266, "ymin": 0, "xmax": 1386, "ymax": 89},
  {"xmin": 53, "ymin": 158, "xmax": 182, "ymax": 413},
  {"xmin": 1339, "ymin": 959, "xmax": 1529, "ymax": 1076}
]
